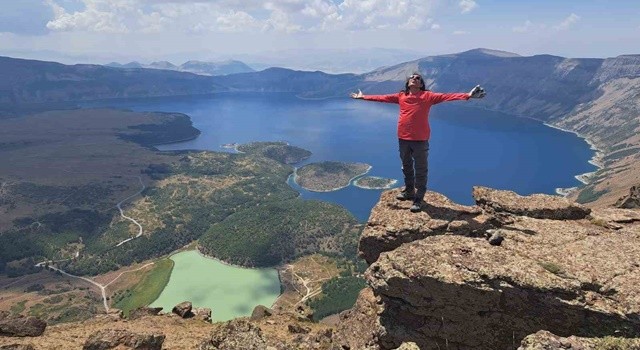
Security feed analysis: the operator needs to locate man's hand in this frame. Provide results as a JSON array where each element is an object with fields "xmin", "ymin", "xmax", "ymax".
[
  {"xmin": 350, "ymin": 89, "xmax": 364, "ymax": 99},
  {"xmin": 468, "ymin": 85, "xmax": 486, "ymax": 99}
]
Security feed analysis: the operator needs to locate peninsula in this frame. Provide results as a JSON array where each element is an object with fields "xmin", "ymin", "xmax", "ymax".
[
  {"xmin": 294, "ymin": 161, "xmax": 371, "ymax": 192},
  {"xmin": 353, "ymin": 176, "xmax": 397, "ymax": 190}
]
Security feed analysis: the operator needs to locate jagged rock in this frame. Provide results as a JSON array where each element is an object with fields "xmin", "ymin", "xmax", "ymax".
[
  {"xmin": 616, "ymin": 185, "xmax": 640, "ymax": 209},
  {"xmin": 0, "ymin": 312, "xmax": 47, "ymax": 337},
  {"xmin": 0, "ymin": 345, "xmax": 36, "ymax": 350},
  {"xmin": 518, "ymin": 330, "xmax": 640, "ymax": 350},
  {"xmin": 199, "ymin": 319, "xmax": 266, "ymax": 350},
  {"xmin": 333, "ymin": 288, "xmax": 382, "ymax": 350},
  {"xmin": 395, "ymin": 343, "xmax": 420, "ymax": 350},
  {"xmin": 104, "ymin": 308, "xmax": 123, "ymax": 320},
  {"xmin": 172, "ymin": 301, "xmax": 193, "ymax": 318},
  {"xmin": 82, "ymin": 329, "xmax": 165, "ymax": 350},
  {"xmin": 192, "ymin": 308, "xmax": 212, "ymax": 323},
  {"xmin": 359, "ymin": 190, "xmax": 490, "ymax": 264},
  {"xmin": 288, "ymin": 324, "xmax": 310, "ymax": 334},
  {"xmin": 250, "ymin": 305, "xmax": 273, "ymax": 321},
  {"xmin": 487, "ymin": 229, "xmax": 505, "ymax": 246},
  {"xmin": 127, "ymin": 307, "xmax": 163, "ymax": 320},
  {"xmin": 362, "ymin": 188, "xmax": 640, "ymax": 349},
  {"xmin": 591, "ymin": 207, "xmax": 640, "ymax": 227},
  {"xmin": 294, "ymin": 304, "xmax": 314, "ymax": 321},
  {"xmin": 473, "ymin": 186, "xmax": 591, "ymax": 220}
]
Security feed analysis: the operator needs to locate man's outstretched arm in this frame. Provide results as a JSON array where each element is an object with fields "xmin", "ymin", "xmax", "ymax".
[{"xmin": 350, "ymin": 90, "xmax": 400, "ymax": 103}]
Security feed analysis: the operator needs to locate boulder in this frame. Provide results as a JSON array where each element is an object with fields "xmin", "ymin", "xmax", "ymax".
[
  {"xmin": 472, "ymin": 186, "xmax": 591, "ymax": 220},
  {"xmin": 0, "ymin": 312, "xmax": 46, "ymax": 337},
  {"xmin": 128, "ymin": 307, "xmax": 163, "ymax": 320},
  {"xmin": 250, "ymin": 305, "xmax": 273, "ymax": 321},
  {"xmin": 616, "ymin": 185, "xmax": 640, "ymax": 209},
  {"xmin": 172, "ymin": 301, "xmax": 193, "ymax": 318},
  {"xmin": 395, "ymin": 343, "xmax": 420, "ymax": 350},
  {"xmin": 192, "ymin": 308, "xmax": 212, "ymax": 323},
  {"xmin": 82, "ymin": 329, "xmax": 165, "ymax": 350}
]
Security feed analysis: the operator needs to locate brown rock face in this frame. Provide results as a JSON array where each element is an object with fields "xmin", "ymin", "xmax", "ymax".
[
  {"xmin": 472, "ymin": 186, "xmax": 591, "ymax": 220},
  {"xmin": 359, "ymin": 190, "xmax": 491, "ymax": 264},
  {"xmin": 192, "ymin": 308, "xmax": 212, "ymax": 323},
  {"xmin": 82, "ymin": 329, "xmax": 165, "ymax": 350},
  {"xmin": 128, "ymin": 307, "xmax": 163, "ymax": 320},
  {"xmin": 199, "ymin": 319, "xmax": 266, "ymax": 350},
  {"xmin": 616, "ymin": 185, "xmax": 640, "ymax": 209},
  {"xmin": 0, "ymin": 312, "xmax": 47, "ymax": 337},
  {"xmin": 361, "ymin": 188, "xmax": 640, "ymax": 349},
  {"xmin": 332, "ymin": 288, "xmax": 383, "ymax": 350}
]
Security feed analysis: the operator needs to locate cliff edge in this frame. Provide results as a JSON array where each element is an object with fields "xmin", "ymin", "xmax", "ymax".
[{"xmin": 350, "ymin": 187, "xmax": 640, "ymax": 349}]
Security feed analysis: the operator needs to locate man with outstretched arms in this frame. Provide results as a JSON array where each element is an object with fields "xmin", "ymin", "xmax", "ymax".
[{"xmin": 350, "ymin": 74, "xmax": 486, "ymax": 212}]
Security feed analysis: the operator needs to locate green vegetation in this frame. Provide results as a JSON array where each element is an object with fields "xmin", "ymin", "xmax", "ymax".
[
  {"xmin": 576, "ymin": 185, "xmax": 609, "ymax": 204},
  {"xmin": 604, "ymin": 147, "xmax": 640, "ymax": 163},
  {"xmin": 307, "ymin": 276, "xmax": 367, "ymax": 321},
  {"xmin": 539, "ymin": 261, "xmax": 564, "ymax": 275},
  {"xmin": 10, "ymin": 300, "xmax": 26, "ymax": 314},
  {"xmin": 353, "ymin": 176, "xmax": 397, "ymax": 189},
  {"xmin": 199, "ymin": 199, "xmax": 358, "ymax": 267},
  {"xmin": 237, "ymin": 141, "xmax": 311, "ymax": 164},
  {"xmin": 118, "ymin": 113, "xmax": 200, "ymax": 147},
  {"xmin": 112, "ymin": 259, "xmax": 174, "ymax": 317},
  {"xmin": 296, "ymin": 161, "xmax": 370, "ymax": 192}
]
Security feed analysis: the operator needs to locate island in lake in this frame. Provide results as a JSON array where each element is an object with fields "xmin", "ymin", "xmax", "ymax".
[
  {"xmin": 294, "ymin": 161, "xmax": 371, "ymax": 192},
  {"xmin": 353, "ymin": 176, "xmax": 397, "ymax": 190}
]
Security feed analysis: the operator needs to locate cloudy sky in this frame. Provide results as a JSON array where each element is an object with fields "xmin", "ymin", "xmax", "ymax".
[{"xmin": 0, "ymin": 0, "xmax": 638, "ymax": 69}]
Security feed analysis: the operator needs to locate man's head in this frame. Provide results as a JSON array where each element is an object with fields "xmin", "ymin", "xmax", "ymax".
[{"xmin": 405, "ymin": 73, "xmax": 426, "ymax": 92}]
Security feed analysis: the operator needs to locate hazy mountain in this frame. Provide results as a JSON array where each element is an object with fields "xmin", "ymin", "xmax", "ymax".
[{"xmin": 105, "ymin": 59, "xmax": 255, "ymax": 76}]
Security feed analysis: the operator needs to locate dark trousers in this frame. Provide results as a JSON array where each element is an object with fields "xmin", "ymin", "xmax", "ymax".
[{"xmin": 398, "ymin": 139, "xmax": 429, "ymax": 200}]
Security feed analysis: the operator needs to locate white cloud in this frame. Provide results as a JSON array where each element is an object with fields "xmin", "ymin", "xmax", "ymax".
[
  {"xmin": 453, "ymin": 30, "xmax": 468, "ymax": 35},
  {"xmin": 458, "ymin": 0, "xmax": 477, "ymax": 14},
  {"xmin": 513, "ymin": 20, "xmax": 533, "ymax": 33},
  {"xmin": 431, "ymin": 23, "xmax": 441, "ymax": 30},
  {"xmin": 42, "ymin": 0, "xmax": 444, "ymax": 34},
  {"xmin": 554, "ymin": 13, "xmax": 580, "ymax": 31}
]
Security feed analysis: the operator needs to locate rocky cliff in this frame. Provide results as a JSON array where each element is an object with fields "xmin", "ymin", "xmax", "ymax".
[{"xmin": 346, "ymin": 187, "xmax": 640, "ymax": 349}]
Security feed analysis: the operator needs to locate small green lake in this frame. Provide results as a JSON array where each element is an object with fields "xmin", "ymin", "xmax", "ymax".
[{"xmin": 150, "ymin": 250, "xmax": 281, "ymax": 321}]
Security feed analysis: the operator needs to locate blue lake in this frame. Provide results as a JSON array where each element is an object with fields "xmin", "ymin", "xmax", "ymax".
[{"xmin": 84, "ymin": 93, "xmax": 595, "ymax": 222}]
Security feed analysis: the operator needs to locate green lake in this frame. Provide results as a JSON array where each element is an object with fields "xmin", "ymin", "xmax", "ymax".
[{"xmin": 150, "ymin": 250, "xmax": 281, "ymax": 321}]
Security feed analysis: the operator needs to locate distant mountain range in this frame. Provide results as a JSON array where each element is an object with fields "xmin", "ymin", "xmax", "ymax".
[{"xmin": 105, "ymin": 59, "xmax": 255, "ymax": 76}]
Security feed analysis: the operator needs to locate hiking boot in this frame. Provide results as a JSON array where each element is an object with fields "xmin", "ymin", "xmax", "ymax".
[
  {"xmin": 410, "ymin": 200, "xmax": 424, "ymax": 213},
  {"xmin": 396, "ymin": 189, "xmax": 415, "ymax": 201}
]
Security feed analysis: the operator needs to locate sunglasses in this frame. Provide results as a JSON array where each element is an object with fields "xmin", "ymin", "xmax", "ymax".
[{"xmin": 409, "ymin": 75, "xmax": 422, "ymax": 81}]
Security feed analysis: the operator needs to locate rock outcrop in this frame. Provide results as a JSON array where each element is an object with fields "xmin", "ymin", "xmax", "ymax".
[
  {"xmin": 518, "ymin": 330, "xmax": 640, "ymax": 350},
  {"xmin": 0, "ymin": 312, "xmax": 46, "ymax": 337},
  {"xmin": 616, "ymin": 185, "xmax": 640, "ymax": 209},
  {"xmin": 82, "ymin": 329, "xmax": 165, "ymax": 350},
  {"xmin": 360, "ymin": 187, "xmax": 640, "ymax": 349},
  {"xmin": 128, "ymin": 307, "xmax": 163, "ymax": 320}
]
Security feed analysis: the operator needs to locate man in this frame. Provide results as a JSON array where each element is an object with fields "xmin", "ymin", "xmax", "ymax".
[{"xmin": 350, "ymin": 74, "xmax": 486, "ymax": 212}]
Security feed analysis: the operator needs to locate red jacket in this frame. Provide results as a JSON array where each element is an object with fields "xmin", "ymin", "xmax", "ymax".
[{"xmin": 364, "ymin": 91, "xmax": 469, "ymax": 141}]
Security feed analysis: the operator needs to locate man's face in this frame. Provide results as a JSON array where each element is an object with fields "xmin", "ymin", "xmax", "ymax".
[{"xmin": 408, "ymin": 75, "xmax": 423, "ymax": 89}]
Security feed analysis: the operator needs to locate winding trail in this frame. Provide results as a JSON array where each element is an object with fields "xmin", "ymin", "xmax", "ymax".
[
  {"xmin": 116, "ymin": 176, "xmax": 146, "ymax": 247},
  {"xmin": 35, "ymin": 261, "xmax": 154, "ymax": 312},
  {"xmin": 32, "ymin": 176, "xmax": 151, "ymax": 312}
]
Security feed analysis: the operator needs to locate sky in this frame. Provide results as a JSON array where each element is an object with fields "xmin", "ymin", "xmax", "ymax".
[{"xmin": 0, "ymin": 0, "xmax": 639, "ymax": 70}]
